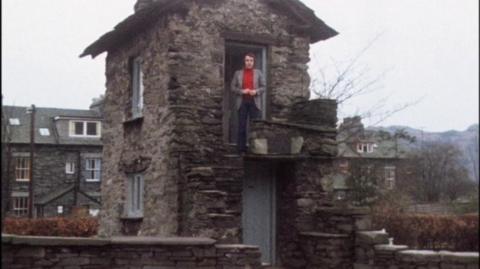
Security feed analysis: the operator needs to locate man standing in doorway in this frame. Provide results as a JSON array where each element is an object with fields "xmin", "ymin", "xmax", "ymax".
[{"xmin": 231, "ymin": 53, "xmax": 266, "ymax": 154}]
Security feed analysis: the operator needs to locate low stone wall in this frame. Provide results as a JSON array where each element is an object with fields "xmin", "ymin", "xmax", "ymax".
[
  {"xmin": 2, "ymin": 234, "xmax": 261, "ymax": 269},
  {"xmin": 300, "ymin": 232, "xmax": 353, "ymax": 269},
  {"xmin": 355, "ymin": 230, "xmax": 479, "ymax": 269}
]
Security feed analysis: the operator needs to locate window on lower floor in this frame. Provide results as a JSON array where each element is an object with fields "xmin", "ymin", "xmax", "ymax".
[
  {"xmin": 15, "ymin": 157, "xmax": 30, "ymax": 182},
  {"xmin": 66, "ymin": 161, "xmax": 75, "ymax": 174},
  {"xmin": 384, "ymin": 166, "xmax": 396, "ymax": 190},
  {"xmin": 85, "ymin": 158, "xmax": 101, "ymax": 182},
  {"xmin": 89, "ymin": 208, "xmax": 100, "ymax": 217},
  {"xmin": 126, "ymin": 173, "xmax": 144, "ymax": 218},
  {"xmin": 57, "ymin": 205, "xmax": 64, "ymax": 215},
  {"xmin": 12, "ymin": 195, "xmax": 29, "ymax": 217}
]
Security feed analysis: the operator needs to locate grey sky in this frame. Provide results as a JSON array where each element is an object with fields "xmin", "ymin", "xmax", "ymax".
[{"xmin": 2, "ymin": 0, "xmax": 478, "ymax": 132}]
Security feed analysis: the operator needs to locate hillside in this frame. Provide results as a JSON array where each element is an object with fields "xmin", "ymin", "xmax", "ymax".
[{"xmin": 367, "ymin": 124, "xmax": 479, "ymax": 182}]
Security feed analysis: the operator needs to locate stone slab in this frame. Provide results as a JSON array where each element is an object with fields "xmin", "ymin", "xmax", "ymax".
[
  {"xmin": 9, "ymin": 235, "xmax": 110, "ymax": 246},
  {"xmin": 300, "ymin": 232, "xmax": 349, "ymax": 238},
  {"xmin": 374, "ymin": 244, "xmax": 409, "ymax": 251},
  {"xmin": 111, "ymin": 236, "xmax": 216, "ymax": 246},
  {"xmin": 215, "ymin": 244, "xmax": 259, "ymax": 250},
  {"xmin": 398, "ymin": 250, "xmax": 442, "ymax": 262},
  {"xmin": 439, "ymin": 251, "xmax": 479, "ymax": 264},
  {"xmin": 356, "ymin": 231, "xmax": 389, "ymax": 245}
]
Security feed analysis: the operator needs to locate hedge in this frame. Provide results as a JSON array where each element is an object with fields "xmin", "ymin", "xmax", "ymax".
[
  {"xmin": 372, "ymin": 213, "xmax": 478, "ymax": 251},
  {"xmin": 3, "ymin": 217, "xmax": 99, "ymax": 237}
]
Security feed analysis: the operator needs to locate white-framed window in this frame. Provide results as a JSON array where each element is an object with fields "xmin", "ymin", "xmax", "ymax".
[
  {"xmin": 384, "ymin": 166, "xmax": 396, "ymax": 190},
  {"xmin": 57, "ymin": 205, "xmax": 64, "ymax": 214},
  {"xmin": 126, "ymin": 173, "xmax": 144, "ymax": 218},
  {"xmin": 15, "ymin": 157, "xmax": 30, "ymax": 182},
  {"xmin": 12, "ymin": 194, "xmax": 29, "ymax": 217},
  {"xmin": 9, "ymin": 118, "xmax": 20, "ymax": 125},
  {"xmin": 89, "ymin": 209, "xmax": 100, "ymax": 217},
  {"xmin": 131, "ymin": 56, "xmax": 144, "ymax": 118},
  {"xmin": 39, "ymin": 128, "xmax": 50, "ymax": 136},
  {"xmin": 85, "ymin": 158, "xmax": 101, "ymax": 182},
  {"xmin": 356, "ymin": 143, "xmax": 374, "ymax": 153},
  {"xmin": 69, "ymin": 121, "xmax": 101, "ymax": 137},
  {"xmin": 66, "ymin": 161, "xmax": 75, "ymax": 174}
]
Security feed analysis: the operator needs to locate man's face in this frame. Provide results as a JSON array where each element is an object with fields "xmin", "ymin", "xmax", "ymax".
[{"xmin": 244, "ymin": 55, "xmax": 255, "ymax": 69}]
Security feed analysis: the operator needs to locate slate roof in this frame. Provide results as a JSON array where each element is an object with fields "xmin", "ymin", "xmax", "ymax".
[
  {"xmin": 2, "ymin": 106, "xmax": 102, "ymax": 146},
  {"xmin": 80, "ymin": 0, "xmax": 338, "ymax": 58}
]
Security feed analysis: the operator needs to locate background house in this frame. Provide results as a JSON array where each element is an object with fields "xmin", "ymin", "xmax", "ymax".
[
  {"xmin": 2, "ymin": 102, "xmax": 103, "ymax": 218},
  {"xmin": 336, "ymin": 116, "xmax": 412, "ymax": 204}
]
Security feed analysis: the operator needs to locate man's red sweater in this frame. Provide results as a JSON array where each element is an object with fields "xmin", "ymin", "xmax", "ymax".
[{"xmin": 242, "ymin": 68, "xmax": 254, "ymax": 101}]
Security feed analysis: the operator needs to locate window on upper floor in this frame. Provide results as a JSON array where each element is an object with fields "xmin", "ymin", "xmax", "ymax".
[
  {"xmin": 126, "ymin": 173, "xmax": 144, "ymax": 218},
  {"xmin": 15, "ymin": 157, "xmax": 30, "ymax": 182},
  {"xmin": 11, "ymin": 194, "xmax": 29, "ymax": 217},
  {"xmin": 39, "ymin": 128, "xmax": 50, "ymax": 136},
  {"xmin": 9, "ymin": 118, "xmax": 20, "ymax": 125},
  {"xmin": 85, "ymin": 158, "xmax": 101, "ymax": 182},
  {"xmin": 69, "ymin": 121, "xmax": 101, "ymax": 137},
  {"xmin": 66, "ymin": 161, "xmax": 75, "ymax": 174},
  {"xmin": 356, "ymin": 143, "xmax": 375, "ymax": 153},
  {"xmin": 131, "ymin": 56, "xmax": 144, "ymax": 119},
  {"xmin": 384, "ymin": 166, "xmax": 396, "ymax": 190}
]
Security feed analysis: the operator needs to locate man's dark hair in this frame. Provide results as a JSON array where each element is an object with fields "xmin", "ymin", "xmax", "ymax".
[{"xmin": 245, "ymin": 52, "xmax": 255, "ymax": 59}]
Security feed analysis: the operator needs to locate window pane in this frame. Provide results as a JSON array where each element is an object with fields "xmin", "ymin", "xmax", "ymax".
[
  {"xmin": 74, "ymin": 122, "xmax": 84, "ymax": 135},
  {"xmin": 86, "ymin": 122, "xmax": 97, "ymax": 136}
]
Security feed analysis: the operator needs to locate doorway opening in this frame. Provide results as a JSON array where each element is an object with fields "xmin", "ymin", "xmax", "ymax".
[{"xmin": 223, "ymin": 41, "xmax": 267, "ymax": 144}]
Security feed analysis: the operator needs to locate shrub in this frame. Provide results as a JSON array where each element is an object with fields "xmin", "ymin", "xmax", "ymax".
[
  {"xmin": 3, "ymin": 217, "xmax": 98, "ymax": 237},
  {"xmin": 372, "ymin": 212, "xmax": 478, "ymax": 251}
]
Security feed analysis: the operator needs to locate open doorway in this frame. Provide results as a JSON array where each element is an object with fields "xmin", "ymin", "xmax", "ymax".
[{"xmin": 223, "ymin": 41, "xmax": 267, "ymax": 144}]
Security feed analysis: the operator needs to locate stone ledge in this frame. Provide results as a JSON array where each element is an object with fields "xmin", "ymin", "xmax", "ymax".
[
  {"xmin": 2, "ymin": 234, "xmax": 217, "ymax": 246},
  {"xmin": 439, "ymin": 251, "xmax": 479, "ymax": 264},
  {"xmin": 356, "ymin": 231, "xmax": 389, "ymax": 245},
  {"xmin": 215, "ymin": 244, "xmax": 260, "ymax": 250},
  {"xmin": 300, "ymin": 232, "xmax": 349, "ymax": 238},
  {"xmin": 397, "ymin": 250, "xmax": 442, "ymax": 262},
  {"xmin": 6, "ymin": 235, "xmax": 110, "ymax": 246},
  {"xmin": 374, "ymin": 244, "xmax": 409, "ymax": 252},
  {"xmin": 110, "ymin": 236, "xmax": 216, "ymax": 246}
]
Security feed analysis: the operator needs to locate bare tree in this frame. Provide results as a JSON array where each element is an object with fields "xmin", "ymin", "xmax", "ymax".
[{"xmin": 309, "ymin": 33, "xmax": 423, "ymax": 131}]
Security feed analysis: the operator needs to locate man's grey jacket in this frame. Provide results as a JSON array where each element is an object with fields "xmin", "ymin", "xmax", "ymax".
[{"xmin": 230, "ymin": 69, "xmax": 266, "ymax": 110}]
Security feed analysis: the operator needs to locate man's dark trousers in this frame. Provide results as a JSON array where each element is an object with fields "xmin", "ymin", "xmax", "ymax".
[{"xmin": 237, "ymin": 99, "xmax": 260, "ymax": 153}]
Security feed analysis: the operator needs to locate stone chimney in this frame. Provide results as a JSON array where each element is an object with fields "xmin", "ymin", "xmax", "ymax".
[{"xmin": 134, "ymin": 0, "xmax": 157, "ymax": 12}]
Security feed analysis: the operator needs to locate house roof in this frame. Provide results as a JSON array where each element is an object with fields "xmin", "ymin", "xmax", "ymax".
[
  {"xmin": 2, "ymin": 106, "xmax": 102, "ymax": 146},
  {"xmin": 80, "ymin": 0, "xmax": 338, "ymax": 58}
]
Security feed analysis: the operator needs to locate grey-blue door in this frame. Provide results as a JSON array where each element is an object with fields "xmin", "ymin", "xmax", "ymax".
[{"xmin": 242, "ymin": 163, "xmax": 276, "ymax": 265}]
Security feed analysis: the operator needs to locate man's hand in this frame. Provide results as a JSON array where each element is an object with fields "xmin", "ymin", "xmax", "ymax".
[
  {"xmin": 242, "ymin": 89, "xmax": 250, "ymax": 94},
  {"xmin": 249, "ymin": 90, "xmax": 257, "ymax": 96}
]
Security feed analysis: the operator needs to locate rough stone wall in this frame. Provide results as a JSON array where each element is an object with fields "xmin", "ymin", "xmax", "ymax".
[
  {"xmin": 6, "ymin": 144, "xmax": 101, "ymax": 217},
  {"xmin": 99, "ymin": 13, "xmax": 177, "ymax": 237},
  {"xmin": 1, "ymin": 234, "xmax": 262, "ymax": 269}
]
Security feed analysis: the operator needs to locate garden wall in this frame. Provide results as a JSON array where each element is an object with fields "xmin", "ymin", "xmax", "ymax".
[
  {"xmin": 2, "ymin": 234, "xmax": 261, "ymax": 269},
  {"xmin": 355, "ymin": 230, "xmax": 479, "ymax": 269}
]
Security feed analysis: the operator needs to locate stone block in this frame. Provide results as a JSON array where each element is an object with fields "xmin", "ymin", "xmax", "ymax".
[
  {"xmin": 398, "ymin": 250, "xmax": 441, "ymax": 263},
  {"xmin": 440, "ymin": 264, "xmax": 466, "ymax": 269},
  {"xmin": 439, "ymin": 251, "xmax": 479, "ymax": 264},
  {"xmin": 356, "ymin": 231, "xmax": 389, "ymax": 245},
  {"xmin": 15, "ymin": 247, "xmax": 45, "ymax": 258}
]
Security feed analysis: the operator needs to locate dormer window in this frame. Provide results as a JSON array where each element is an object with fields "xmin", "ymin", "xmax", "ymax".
[
  {"xmin": 39, "ymin": 128, "xmax": 50, "ymax": 136},
  {"xmin": 9, "ymin": 118, "xmax": 20, "ymax": 125},
  {"xmin": 131, "ymin": 56, "xmax": 144, "ymax": 119},
  {"xmin": 69, "ymin": 121, "xmax": 101, "ymax": 137},
  {"xmin": 356, "ymin": 143, "xmax": 374, "ymax": 153}
]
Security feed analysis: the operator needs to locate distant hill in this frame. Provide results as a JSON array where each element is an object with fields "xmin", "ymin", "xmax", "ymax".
[{"xmin": 367, "ymin": 124, "xmax": 479, "ymax": 183}]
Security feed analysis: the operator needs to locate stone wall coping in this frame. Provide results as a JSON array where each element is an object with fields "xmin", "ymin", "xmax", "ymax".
[
  {"xmin": 2, "ymin": 234, "xmax": 216, "ymax": 246},
  {"xmin": 317, "ymin": 206, "xmax": 370, "ymax": 215},
  {"xmin": 300, "ymin": 232, "xmax": 349, "ymax": 238},
  {"xmin": 110, "ymin": 236, "xmax": 216, "ymax": 245},
  {"xmin": 397, "ymin": 250, "xmax": 480, "ymax": 263},
  {"xmin": 252, "ymin": 119, "xmax": 337, "ymax": 133},
  {"xmin": 356, "ymin": 231, "xmax": 389, "ymax": 245},
  {"xmin": 439, "ymin": 251, "xmax": 479, "ymax": 263},
  {"xmin": 3, "ymin": 234, "xmax": 110, "ymax": 246},
  {"xmin": 374, "ymin": 244, "xmax": 409, "ymax": 251},
  {"xmin": 215, "ymin": 244, "xmax": 259, "ymax": 250}
]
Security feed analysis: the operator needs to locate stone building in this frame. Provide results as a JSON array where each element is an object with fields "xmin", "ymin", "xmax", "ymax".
[
  {"xmin": 336, "ymin": 116, "xmax": 411, "ymax": 195},
  {"xmin": 80, "ymin": 0, "xmax": 368, "ymax": 267},
  {"xmin": 2, "ymin": 105, "xmax": 103, "ymax": 218}
]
